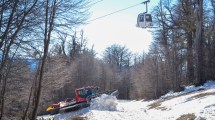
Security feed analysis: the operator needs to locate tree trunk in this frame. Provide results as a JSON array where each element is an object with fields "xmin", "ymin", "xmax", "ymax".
[
  {"xmin": 195, "ymin": 0, "xmax": 205, "ymax": 86},
  {"xmin": 31, "ymin": 0, "xmax": 56, "ymax": 119},
  {"xmin": 187, "ymin": 31, "xmax": 194, "ymax": 84}
]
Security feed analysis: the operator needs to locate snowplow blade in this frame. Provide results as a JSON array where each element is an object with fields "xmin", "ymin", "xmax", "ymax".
[
  {"xmin": 49, "ymin": 107, "xmax": 60, "ymax": 115},
  {"xmin": 48, "ymin": 102, "xmax": 89, "ymax": 115},
  {"xmin": 60, "ymin": 102, "xmax": 90, "ymax": 113},
  {"xmin": 87, "ymin": 89, "xmax": 119, "ymax": 101},
  {"xmin": 110, "ymin": 90, "xmax": 119, "ymax": 97},
  {"xmin": 99, "ymin": 89, "xmax": 119, "ymax": 97}
]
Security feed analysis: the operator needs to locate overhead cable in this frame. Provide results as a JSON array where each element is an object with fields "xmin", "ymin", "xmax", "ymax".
[{"xmin": 87, "ymin": 2, "xmax": 144, "ymax": 23}]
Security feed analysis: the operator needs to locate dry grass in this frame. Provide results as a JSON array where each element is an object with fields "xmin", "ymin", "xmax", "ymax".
[
  {"xmin": 189, "ymin": 92, "xmax": 215, "ymax": 99},
  {"xmin": 147, "ymin": 101, "xmax": 170, "ymax": 111},
  {"xmin": 176, "ymin": 113, "xmax": 196, "ymax": 120},
  {"xmin": 157, "ymin": 106, "xmax": 169, "ymax": 111},
  {"xmin": 148, "ymin": 102, "xmax": 162, "ymax": 109},
  {"xmin": 198, "ymin": 117, "xmax": 207, "ymax": 120},
  {"xmin": 148, "ymin": 90, "xmax": 214, "ymax": 110},
  {"xmin": 66, "ymin": 117, "xmax": 87, "ymax": 120},
  {"xmin": 148, "ymin": 91, "xmax": 195, "ymax": 110}
]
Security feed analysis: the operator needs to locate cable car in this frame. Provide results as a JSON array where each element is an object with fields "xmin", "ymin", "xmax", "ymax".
[{"xmin": 136, "ymin": 13, "xmax": 152, "ymax": 28}]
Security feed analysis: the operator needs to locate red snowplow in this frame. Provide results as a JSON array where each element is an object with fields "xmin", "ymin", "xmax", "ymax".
[{"xmin": 46, "ymin": 86, "xmax": 118, "ymax": 115}]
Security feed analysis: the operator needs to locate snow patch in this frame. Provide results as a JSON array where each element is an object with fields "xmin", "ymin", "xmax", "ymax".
[
  {"xmin": 54, "ymin": 107, "xmax": 89, "ymax": 120},
  {"xmin": 90, "ymin": 94, "xmax": 118, "ymax": 111},
  {"xmin": 197, "ymin": 104, "xmax": 215, "ymax": 120},
  {"xmin": 161, "ymin": 81, "xmax": 215, "ymax": 99}
]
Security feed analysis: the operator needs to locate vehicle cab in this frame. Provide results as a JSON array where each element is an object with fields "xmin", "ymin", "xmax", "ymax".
[
  {"xmin": 75, "ymin": 86, "xmax": 98, "ymax": 103},
  {"xmin": 136, "ymin": 13, "xmax": 152, "ymax": 28}
]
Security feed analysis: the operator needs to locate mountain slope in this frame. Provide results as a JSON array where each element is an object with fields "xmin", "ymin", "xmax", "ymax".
[
  {"xmin": 86, "ymin": 81, "xmax": 215, "ymax": 120},
  {"xmin": 37, "ymin": 81, "xmax": 215, "ymax": 120}
]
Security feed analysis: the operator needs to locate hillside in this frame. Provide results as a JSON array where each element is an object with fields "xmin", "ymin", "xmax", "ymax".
[{"xmin": 37, "ymin": 81, "xmax": 215, "ymax": 120}]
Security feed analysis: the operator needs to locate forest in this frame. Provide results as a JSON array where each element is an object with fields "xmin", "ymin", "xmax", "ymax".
[{"xmin": 0, "ymin": 0, "xmax": 215, "ymax": 119}]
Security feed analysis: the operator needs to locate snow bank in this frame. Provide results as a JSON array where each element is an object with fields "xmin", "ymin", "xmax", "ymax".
[
  {"xmin": 184, "ymin": 80, "xmax": 215, "ymax": 92},
  {"xmin": 90, "ymin": 94, "xmax": 118, "ymax": 111},
  {"xmin": 161, "ymin": 80, "xmax": 215, "ymax": 99},
  {"xmin": 202, "ymin": 80, "xmax": 215, "ymax": 89},
  {"xmin": 198, "ymin": 104, "xmax": 215, "ymax": 120},
  {"xmin": 55, "ymin": 107, "xmax": 89, "ymax": 120}
]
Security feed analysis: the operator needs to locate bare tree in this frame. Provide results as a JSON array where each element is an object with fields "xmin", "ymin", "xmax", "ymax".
[
  {"xmin": 0, "ymin": 0, "xmax": 38, "ymax": 119},
  {"xmin": 194, "ymin": 0, "xmax": 204, "ymax": 85},
  {"xmin": 103, "ymin": 44, "xmax": 132, "ymax": 99},
  {"xmin": 103, "ymin": 44, "xmax": 132, "ymax": 72},
  {"xmin": 16, "ymin": 0, "xmax": 90, "ymax": 119},
  {"xmin": 30, "ymin": 0, "xmax": 56, "ymax": 119}
]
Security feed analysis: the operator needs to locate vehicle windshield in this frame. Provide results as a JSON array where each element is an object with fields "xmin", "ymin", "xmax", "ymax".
[
  {"xmin": 145, "ymin": 14, "xmax": 152, "ymax": 22},
  {"xmin": 78, "ymin": 88, "xmax": 97, "ymax": 98}
]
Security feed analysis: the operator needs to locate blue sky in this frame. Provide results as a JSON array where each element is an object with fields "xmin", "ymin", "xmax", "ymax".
[{"xmin": 79, "ymin": 0, "xmax": 159, "ymax": 57}]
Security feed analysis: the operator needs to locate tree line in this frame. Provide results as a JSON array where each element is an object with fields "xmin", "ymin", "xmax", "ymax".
[
  {"xmin": 0, "ymin": 0, "xmax": 89, "ymax": 119},
  {"xmin": 0, "ymin": 0, "xmax": 215, "ymax": 119}
]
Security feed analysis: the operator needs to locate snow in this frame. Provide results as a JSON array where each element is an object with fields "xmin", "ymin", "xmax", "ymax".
[
  {"xmin": 199, "ymin": 104, "xmax": 215, "ymax": 120},
  {"xmin": 161, "ymin": 80, "xmax": 215, "ymax": 99},
  {"xmin": 37, "ymin": 81, "xmax": 215, "ymax": 120},
  {"xmin": 158, "ymin": 89, "xmax": 215, "ymax": 119},
  {"xmin": 85, "ymin": 81, "xmax": 215, "ymax": 120},
  {"xmin": 54, "ymin": 107, "xmax": 89, "ymax": 120},
  {"xmin": 90, "ymin": 94, "xmax": 118, "ymax": 111},
  {"xmin": 37, "ymin": 107, "xmax": 89, "ymax": 120}
]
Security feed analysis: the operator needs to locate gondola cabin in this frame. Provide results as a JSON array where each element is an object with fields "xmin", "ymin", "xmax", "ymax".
[{"xmin": 136, "ymin": 13, "xmax": 152, "ymax": 28}]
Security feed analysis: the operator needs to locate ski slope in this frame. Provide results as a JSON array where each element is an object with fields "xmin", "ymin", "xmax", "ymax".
[{"xmin": 37, "ymin": 81, "xmax": 215, "ymax": 120}]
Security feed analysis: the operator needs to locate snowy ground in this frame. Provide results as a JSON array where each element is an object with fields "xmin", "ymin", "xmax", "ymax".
[{"xmin": 37, "ymin": 81, "xmax": 215, "ymax": 120}]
